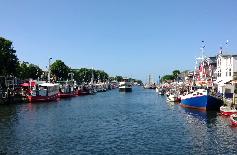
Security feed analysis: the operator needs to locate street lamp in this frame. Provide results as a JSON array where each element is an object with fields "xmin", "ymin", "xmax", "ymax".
[
  {"xmin": 48, "ymin": 58, "xmax": 52, "ymax": 82},
  {"xmin": 68, "ymin": 72, "xmax": 74, "ymax": 81}
]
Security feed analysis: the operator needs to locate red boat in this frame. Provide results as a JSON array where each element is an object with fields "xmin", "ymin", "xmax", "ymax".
[
  {"xmin": 220, "ymin": 106, "xmax": 237, "ymax": 116},
  {"xmin": 27, "ymin": 83, "xmax": 59, "ymax": 102},
  {"xmin": 59, "ymin": 91, "xmax": 77, "ymax": 98},
  {"xmin": 58, "ymin": 80, "xmax": 77, "ymax": 98},
  {"xmin": 77, "ymin": 85, "xmax": 94, "ymax": 96},
  {"xmin": 230, "ymin": 114, "xmax": 237, "ymax": 126}
]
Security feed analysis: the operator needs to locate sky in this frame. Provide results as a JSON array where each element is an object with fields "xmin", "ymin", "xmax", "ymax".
[{"xmin": 0, "ymin": 0, "xmax": 237, "ymax": 82}]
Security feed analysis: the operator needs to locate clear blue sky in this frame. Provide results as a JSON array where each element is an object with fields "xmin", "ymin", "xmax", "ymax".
[{"xmin": 0, "ymin": 0, "xmax": 237, "ymax": 82}]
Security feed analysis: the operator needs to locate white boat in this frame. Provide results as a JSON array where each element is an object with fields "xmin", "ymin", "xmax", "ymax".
[
  {"xmin": 220, "ymin": 106, "xmax": 237, "ymax": 116},
  {"xmin": 144, "ymin": 74, "xmax": 156, "ymax": 89},
  {"xmin": 167, "ymin": 94, "xmax": 180, "ymax": 102},
  {"xmin": 119, "ymin": 78, "xmax": 132, "ymax": 92}
]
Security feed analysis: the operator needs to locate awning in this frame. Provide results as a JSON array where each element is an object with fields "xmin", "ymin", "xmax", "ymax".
[{"xmin": 20, "ymin": 81, "xmax": 36, "ymax": 87}]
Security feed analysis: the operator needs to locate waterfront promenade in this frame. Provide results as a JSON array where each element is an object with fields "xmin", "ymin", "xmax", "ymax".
[{"xmin": 0, "ymin": 87, "xmax": 236, "ymax": 154}]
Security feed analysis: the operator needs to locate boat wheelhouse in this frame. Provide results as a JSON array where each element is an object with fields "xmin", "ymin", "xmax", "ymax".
[
  {"xmin": 58, "ymin": 80, "xmax": 77, "ymax": 98},
  {"xmin": 27, "ymin": 83, "xmax": 59, "ymax": 102}
]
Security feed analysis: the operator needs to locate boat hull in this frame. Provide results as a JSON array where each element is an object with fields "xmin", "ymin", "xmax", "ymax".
[
  {"xmin": 230, "ymin": 114, "xmax": 237, "ymax": 126},
  {"xmin": 220, "ymin": 106, "xmax": 237, "ymax": 116},
  {"xmin": 28, "ymin": 94, "xmax": 58, "ymax": 103},
  {"xmin": 119, "ymin": 87, "xmax": 132, "ymax": 92},
  {"xmin": 181, "ymin": 95, "xmax": 223, "ymax": 111},
  {"xmin": 59, "ymin": 91, "xmax": 77, "ymax": 98}
]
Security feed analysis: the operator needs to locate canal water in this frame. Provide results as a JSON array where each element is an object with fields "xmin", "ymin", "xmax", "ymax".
[{"xmin": 0, "ymin": 87, "xmax": 236, "ymax": 154}]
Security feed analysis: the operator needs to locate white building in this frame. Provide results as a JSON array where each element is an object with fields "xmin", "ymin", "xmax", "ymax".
[{"xmin": 216, "ymin": 53, "xmax": 237, "ymax": 94}]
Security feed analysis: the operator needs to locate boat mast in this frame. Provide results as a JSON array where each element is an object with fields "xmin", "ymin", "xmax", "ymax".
[
  {"xmin": 148, "ymin": 74, "xmax": 151, "ymax": 84},
  {"xmin": 48, "ymin": 58, "xmax": 52, "ymax": 82},
  {"xmin": 91, "ymin": 68, "xmax": 94, "ymax": 84}
]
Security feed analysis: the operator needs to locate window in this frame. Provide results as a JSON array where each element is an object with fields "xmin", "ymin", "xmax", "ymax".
[{"xmin": 229, "ymin": 68, "xmax": 231, "ymax": 76}]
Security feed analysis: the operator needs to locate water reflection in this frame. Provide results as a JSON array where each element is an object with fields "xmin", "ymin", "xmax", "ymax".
[{"xmin": 181, "ymin": 107, "xmax": 218, "ymax": 125}]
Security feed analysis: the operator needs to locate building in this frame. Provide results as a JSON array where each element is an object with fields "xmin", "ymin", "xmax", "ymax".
[{"xmin": 216, "ymin": 53, "xmax": 237, "ymax": 96}]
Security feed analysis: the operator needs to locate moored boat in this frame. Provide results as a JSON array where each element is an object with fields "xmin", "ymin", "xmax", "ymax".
[
  {"xmin": 180, "ymin": 88, "xmax": 223, "ymax": 111},
  {"xmin": 58, "ymin": 80, "xmax": 77, "ymax": 98},
  {"xmin": 230, "ymin": 114, "xmax": 237, "ymax": 126},
  {"xmin": 27, "ymin": 83, "xmax": 59, "ymax": 102},
  {"xmin": 167, "ymin": 94, "xmax": 180, "ymax": 102},
  {"xmin": 144, "ymin": 74, "xmax": 156, "ymax": 89},
  {"xmin": 220, "ymin": 106, "xmax": 237, "ymax": 116}
]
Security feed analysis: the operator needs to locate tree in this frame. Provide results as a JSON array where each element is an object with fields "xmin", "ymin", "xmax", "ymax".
[
  {"xmin": 72, "ymin": 68, "xmax": 110, "ymax": 84},
  {"xmin": 50, "ymin": 60, "xmax": 70, "ymax": 80},
  {"xmin": 161, "ymin": 75, "xmax": 174, "ymax": 83},
  {"xmin": 172, "ymin": 70, "xmax": 181, "ymax": 79},
  {"xmin": 0, "ymin": 37, "xmax": 19, "ymax": 76},
  {"xmin": 28, "ymin": 64, "xmax": 43, "ymax": 79},
  {"xmin": 16, "ymin": 62, "xmax": 43, "ymax": 80},
  {"xmin": 115, "ymin": 76, "xmax": 123, "ymax": 82}
]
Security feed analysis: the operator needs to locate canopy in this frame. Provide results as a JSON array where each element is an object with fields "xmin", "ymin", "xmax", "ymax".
[{"xmin": 20, "ymin": 81, "xmax": 36, "ymax": 87}]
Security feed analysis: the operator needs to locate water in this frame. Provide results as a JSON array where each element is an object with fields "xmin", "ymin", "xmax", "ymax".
[{"xmin": 0, "ymin": 87, "xmax": 236, "ymax": 155}]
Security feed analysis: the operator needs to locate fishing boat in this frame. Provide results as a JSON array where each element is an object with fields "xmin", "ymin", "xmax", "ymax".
[
  {"xmin": 27, "ymin": 83, "xmax": 59, "ymax": 102},
  {"xmin": 119, "ymin": 78, "xmax": 132, "ymax": 92},
  {"xmin": 230, "ymin": 114, "xmax": 237, "ymax": 126},
  {"xmin": 58, "ymin": 80, "xmax": 77, "ymax": 98},
  {"xmin": 180, "ymin": 88, "xmax": 223, "ymax": 111},
  {"xmin": 144, "ymin": 74, "xmax": 156, "ymax": 89},
  {"xmin": 158, "ymin": 88, "xmax": 165, "ymax": 95},
  {"xmin": 220, "ymin": 106, "xmax": 237, "ymax": 116},
  {"xmin": 167, "ymin": 94, "xmax": 180, "ymax": 102}
]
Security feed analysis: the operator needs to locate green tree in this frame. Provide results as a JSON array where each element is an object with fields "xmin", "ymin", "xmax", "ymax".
[
  {"xmin": 72, "ymin": 68, "xmax": 109, "ymax": 84},
  {"xmin": 28, "ymin": 64, "xmax": 43, "ymax": 79},
  {"xmin": 115, "ymin": 76, "xmax": 123, "ymax": 82},
  {"xmin": 172, "ymin": 70, "xmax": 181, "ymax": 79},
  {"xmin": 161, "ymin": 75, "xmax": 174, "ymax": 83},
  {"xmin": 17, "ymin": 62, "xmax": 43, "ymax": 80},
  {"xmin": 16, "ymin": 62, "xmax": 29, "ymax": 79},
  {"xmin": 0, "ymin": 37, "xmax": 19, "ymax": 76},
  {"xmin": 50, "ymin": 60, "xmax": 70, "ymax": 80}
]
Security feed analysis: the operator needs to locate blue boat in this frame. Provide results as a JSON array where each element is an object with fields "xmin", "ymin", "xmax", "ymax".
[{"xmin": 180, "ymin": 89, "xmax": 223, "ymax": 111}]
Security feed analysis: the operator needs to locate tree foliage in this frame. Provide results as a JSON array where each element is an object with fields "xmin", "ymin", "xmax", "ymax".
[
  {"xmin": 172, "ymin": 70, "xmax": 181, "ymax": 79},
  {"xmin": 72, "ymin": 68, "xmax": 109, "ymax": 84},
  {"xmin": 16, "ymin": 62, "xmax": 42, "ymax": 80},
  {"xmin": 0, "ymin": 37, "xmax": 19, "ymax": 76},
  {"xmin": 161, "ymin": 69, "xmax": 181, "ymax": 83},
  {"xmin": 161, "ymin": 75, "xmax": 174, "ymax": 83},
  {"xmin": 50, "ymin": 60, "xmax": 70, "ymax": 80}
]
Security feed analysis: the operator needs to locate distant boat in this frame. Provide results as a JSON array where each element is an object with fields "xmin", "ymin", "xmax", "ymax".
[
  {"xmin": 144, "ymin": 74, "xmax": 156, "ymax": 89},
  {"xmin": 180, "ymin": 88, "xmax": 223, "ymax": 111},
  {"xmin": 119, "ymin": 78, "xmax": 132, "ymax": 92}
]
